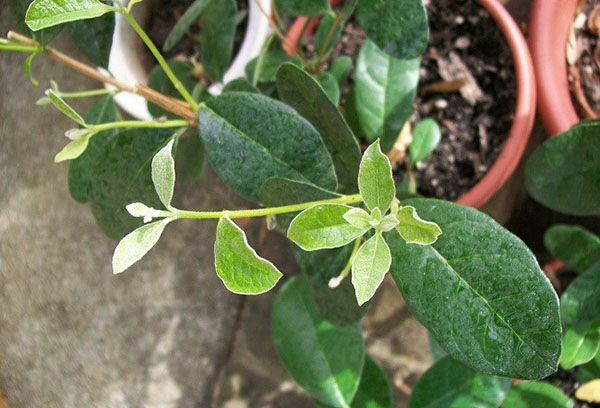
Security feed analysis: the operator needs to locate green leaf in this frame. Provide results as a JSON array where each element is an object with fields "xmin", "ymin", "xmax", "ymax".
[
  {"xmin": 359, "ymin": 140, "xmax": 395, "ymax": 213},
  {"xmin": 174, "ymin": 129, "xmax": 205, "ymax": 181},
  {"xmin": 293, "ymin": 244, "xmax": 371, "ymax": 327},
  {"xmin": 561, "ymin": 262, "xmax": 600, "ymax": 328},
  {"xmin": 409, "ymin": 356, "xmax": 511, "ymax": 408},
  {"xmin": 315, "ymin": 72, "xmax": 341, "ymax": 106},
  {"xmin": 46, "ymin": 89, "xmax": 85, "ymax": 125},
  {"xmin": 198, "ymin": 0, "xmax": 236, "ymax": 81},
  {"xmin": 147, "ymin": 61, "xmax": 196, "ymax": 118},
  {"xmin": 526, "ymin": 120, "xmax": 600, "ymax": 216},
  {"xmin": 26, "ymin": 0, "xmax": 114, "ymax": 31},
  {"xmin": 55, "ymin": 131, "xmax": 94, "ymax": 162},
  {"xmin": 288, "ymin": 204, "xmax": 368, "ymax": 251},
  {"xmin": 198, "ymin": 92, "xmax": 337, "ymax": 202},
  {"xmin": 151, "ymin": 139, "xmax": 176, "ymax": 209},
  {"xmin": 24, "ymin": 53, "xmax": 39, "ymax": 86},
  {"xmin": 315, "ymin": 13, "xmax": 342, "ymax": 63},
  {"xmin": 89, "ymin": 129, "xmax": 172, "ymax": 240},
  {"xmin": 387, "ymin": 198, "xmax": 562, "ymax": 379},
  {"xmin": 356, "ymin": 0, "xmax": 429, "ymax": 60},
  {"xmin": 544, "ymin": 225, "xmax": 600, "ymax": 274},
  {"xmin": 329, "ymin": 56, "xmax": 353, "ymax": 86},
  {"xmin": 343, "ymin": 208, "xmax": 372, "ymax": 229},
  {"xmin": 163, "ymin": 0, "xmax": 214, "ymax": 51},
  {"xmin": 222, "ymin": 78, "xmax": 260, "ymax": 94},
  {"xmin": 274, "ymin": 0, "xmax": 330, "ymax": 17},
  {"xmin": 112, "ymin": 217, "xmax": 173, "ymax": 274},
  {"xmin": 500, "ymin": 382, "xmax": 574, "ymax": 408},
  {"xmin": 352, "ymin": 233, "xmax": 391, "ymax": 306},
  {"xmin": 68, "ymin": 3, "xmax": 114, "ymax": 68},
  {"xmin": 9, "ymin": 0, "xmax": 64, "ymax": 43},
  {"xmin": 560, "ymin": 322, "xmax": 600, "ymax": 370},
  {"xmin": 579, "ymin": 352, "xmax": 600, "ymax": 383},
  {"xmin": 395, "ymin": 206, "xmax": 442, "ymax": 245},
  {"xmin": 410, "ymin": 119, "xmax": 441, "ymax": 164},
  {"xmin": 214, "ymin": 217, "xmax": 283, "ymax": 295},
  {"xmin": 277, "ymin": 63, "xmax": 362, "ymax": 194},
  {"xmin": 246, "ymin": 37, "xmax": 302, "ymax": 84},
  {"xmin": 272, "ymin": 275, "xmax": 364, "ymax": 407},
  {"xmin": 259, "ymin": 177, "xmax": 339, "ymax": 231},
  {"xmin": 349, "ymin": 357, "xmax": 392, "ymax": 408},
  {"xmin": 354, "ymin": 40, "xmax": 420, "ymax": 152},
  {"xmin": 68, "ymin": 95, "xmax": 119, "ymax": 203}
]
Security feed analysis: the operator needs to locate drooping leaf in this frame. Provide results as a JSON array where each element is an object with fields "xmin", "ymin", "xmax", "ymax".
[
  {"xmin": 409, "ymin": 356, "xmax": 511, "ymax": 408},
  {"xmin": 352, "ymin": 233, "xmax": 391, "ymax": 306},
  {"xmin": 272, "ymin": 275, "xmax": 364, "ymax": 407},
  {"xmin": 246, "ymin": 37, "xmax": 302, "ymax": 84},
  {"xmin": 354, "ymin": 40, "xmax": 420, "ymax": 152},
  {"xmin": 349, "ymin": 357, "xmax": 392, "ymax": 408},
  {"xmin": 288, "ymin": 204, "xmax": 368, "ymax": 251},
  {"xmin": 198, "ymin": 0, "xmax": 236, "ymax": 81},
  {"xmin": 329, "ymin": 56, "xmax": 353, "ymax": 86},
  {"xmin": 277, "ymin": 63, "xmax": 362, "ymax": 194},
  {"xmin": 147, "ymin": 60, "xmax": 196, "ymax": 118},
  {"xmin": 222, "ymin": 78, "xmax": 260, "ymax": 94},
  {"xmin": 315, "ymin": 72, "xmax": 341, "ymax": 106},
  {"xmin": 410, "ymin": 119, "xmax": 441, "ymax": 164},
  {"xmin": 358, "ymin": 140, "xmax": 395, "ymax": 213},
  {"xmin": 89, "ymin": 129, "xmax": 172, "ymax": 240},
  {"xmin": 24, "ymin": 53, "xmax": 39, "ymax": 86},
  {"xmin": 55, "ymin": 132, "xmax": 94, "ymax": 162},
  {"xmin": 112, "ymin": 217, "xmax": 173, "ymax": 274},
  {"xmin": 163, "ymin": 0, "xmax": 214, "ymax": 51},
  {"xmin": 68, "ymin": 95, "xmax": 119, "ymax": 203},
  {"xmin": 560, "ymin": 322, "xmax": 600, "ymax": 370},
  {"xmin": 395, "ymin": 206, "xmax": 442, "ymax": 245},
  {"xmin": 500, "ymin": 382, "xmax": 573, "ymax": 408},
  {"xmin": 274, "ymin": 0, "xmax": 330, "ymax": 17},
  {"xmin": 214, "ymin": 217, "xmax": 283, "ymax": 295},
  {"xmin": 356, "ymin": 0, "xmax": 429, "ymax": 60},
  {"xmin": 544, "ymin": 225, "xmax": 600, "ymax": 274},
  {"xmin": 68, "ymin": 2, "xmax": 114, "ymax": 68},
  {"xmin": 388, "ymin": 198, "xmax": 562, "ymax": 379},
  {"xmin": 198, "ymin": 92, "xmax": 337, "ymax": 202},
  {"xmin": 46, "ymin": 89, "xmax": 85, "ymax": 125},
  {"xmin": 151, "ymin": 139, "xmax": 176, "ymax": 209},
  {"xmin": 526, "ymin": 120, "xmax": 600, "ymax": 216},
  {"xmin": 26, "ymin": 0, "xmax": 114, "ymax": 31}
]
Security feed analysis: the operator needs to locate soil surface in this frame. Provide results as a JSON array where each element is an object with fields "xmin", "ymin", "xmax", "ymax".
[{"xmin": 568, "ymin": 0, "xmax": 600, "ymax": 119}]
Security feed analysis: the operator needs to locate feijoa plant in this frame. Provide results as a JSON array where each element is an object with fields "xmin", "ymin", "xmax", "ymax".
[{"xmin": 2, "ymin": 0, "xmax": 565, "ymax": 406}]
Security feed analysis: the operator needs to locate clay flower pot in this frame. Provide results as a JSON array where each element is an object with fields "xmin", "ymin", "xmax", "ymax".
[
  {"xmin": 106, "ymin": 0, "xmax": 272, "ymax": 120},
  {"xmin": 284, "ymin": 0, "xmax": 536, "ymax": 219},
  {"xmin": 529, "ymin": 0, "xmax": 580, "ymax": 136}
]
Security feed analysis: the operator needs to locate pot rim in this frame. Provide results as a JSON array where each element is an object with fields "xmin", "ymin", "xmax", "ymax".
[
  {"xmin": 284, "ymin": 0, "xmax": 537, "ymax": 210},
  {"xmin": 105, "ymin": 0, "xmax": 272, "ymax": 120},
  {"xmin": 529, "ymin": 0, "xmax": 579, "ymax": 137}
]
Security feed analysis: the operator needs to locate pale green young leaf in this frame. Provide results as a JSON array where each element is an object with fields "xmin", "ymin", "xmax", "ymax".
[
  {"xmin": 26, "ymin": 0, "xmax": 114, "ymax": 31},
  {"xmin": 561, "ymin": 322, "xmax": 600, "ymax": 370},
  {"xmin": 288, "ymin": 204, "xmax": 369, "ymax": 251},
  {"xmin": 151, "ymin": 138, "xmax": 176, "ymax": 209},
  {"xmin": 395, "ymin": 206, "xmax": 442, "ymax": 245},
  {"xmin": 112, "ymin": 217, "xmax": 173, "ymax": 274},
  {"xmin": 410, "ymin": 118, "xmax": 441, "ymax": 164},
  {"xmin": 54, "ymin": 131, "xmax": 94, "ymax": 162},
  {"xmin": 379, "ymin": 214, "xmax": 399, "ymax": 232},
  {"xmin": 359, "ymin": 140, "xmax": 395, "ymax": 213},
  {"xmin": 343, "ymin": 208, "xmax": 372, "ymax": 229},
  {"xmin": 46, "ymin": 89, "xmax": 85, "ymax": 125},
  {"xmin": 215, "ymin": 217, "xmax": 283, "ymax": 295},
  {"xmin": 352, "ymin": 233, "xmax": 391, "ymax": 306}
]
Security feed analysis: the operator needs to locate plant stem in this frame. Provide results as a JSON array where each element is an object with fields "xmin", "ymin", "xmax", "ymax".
[
  {"xmin": 312, "ymin": 11, "xmax": 344, "ymax": 72},
  {"xmin": 0, "ymin": 42, "xmax": 41, "ymax": 53},
  {"xmin": 53, "ymin": 88, "xmax": 117, "ymax": 99},
  {"xmin": 174, "ymin": 194, "xmax": 363, "ymax": 220},
  {"xmin": 121, "ymin": 11, "xmax": 200, "ymax": 111},
  {"xmin": 88, "ymin": 119, "xmax": 189, "ymax": 132},
  {"xmin": 329, "ymin": 236, "xmax": 362, "ymax": 288}
]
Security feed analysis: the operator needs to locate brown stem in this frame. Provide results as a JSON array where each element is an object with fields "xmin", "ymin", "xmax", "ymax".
[{"xmin": 7, "ymin": 31, "xmax": 198, "ymax": 124}]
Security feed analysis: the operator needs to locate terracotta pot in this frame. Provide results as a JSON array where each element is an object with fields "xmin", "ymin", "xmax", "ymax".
[
  {"xmin": 529, "ymin": 0, "xmax": 580, "ymax": 137},
  {"xmin": 284, "ymin": 0, "xmax": 536, "ymax": 216}
]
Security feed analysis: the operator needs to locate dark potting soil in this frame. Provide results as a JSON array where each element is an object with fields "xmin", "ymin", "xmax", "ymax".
[
  {"xmin": 144, "ymin": 0, "xmax": 249, "ymax": 79},
  {"xmin": 568, "ymin": 0, "xmax": 600, "ymax": 119}
]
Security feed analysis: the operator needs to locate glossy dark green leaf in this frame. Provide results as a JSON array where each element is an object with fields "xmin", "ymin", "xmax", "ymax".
[
  {"xmin": 329, "ymin": 56, "xmax": 353, "ymax": 86},
  {"xmin": 349, "ymin": 357, "xmax": 392, "ymax": 408},
  {"xmin": 26, "ymin": 0, "xmax": 114, "ymax": 31},
  {"xmin": 222, "ymin": 78, "xmax": 260, "ymax": 94},
  {"xmin": 354, "ymin": 40, "xmax": 420, "ymax": 152},
  {"xmin": 560, "ymin": 322, "xmax": 600, "ymax": 370},
  {"xmin": 198, "ymin": 0, "xmax": 236, "ymax": 81},
  {"xmin": 147, "ymin": 60, "xmax": 196, "ymax": 119},
  {"xmin": 410, "ymin": 119, "xmax": 441, "ymax": 164},
  {"xmin": 356, "ymin": 0, "xmax": 429, "ymax": 60},
  {"xmin": 68, "ymin": 95, "xmax": 119, "ymax": 203},
  {"xmin": 544, "ymin": 225, "xmax": 600, "ymax": 274},
  {"xmin": 277, "ymin": 63, "xmax": 362, "ymax": 193},
  {"xmin": 68, "ymin": 3, "xmax": 114, "ymax": 68},
  {"xmin": 561, "ymin": 262, "xmax": 600, "ymax": 328},
  {"xmin": 500, "ymin": 382, "xmax": 573, "ymax": 408},
  {"xmin": 272, "ymin": 275, "xmax": 364, "ymax": 407},
  {"xmin": 387, "ymin": 198, "xmax": 562, "ymax": 379},
  {"xmin": 409, "ymin": 356, "xmax": 511, "ymax": 408},
  {"xmin": 275, "ymin": 0, "xmax": 329, "ymax": 17},
  {"xmin": 198, "ymin": 92, "xmax": 337, "ymax": 202},
  {"xmin": 89, "ymin": 129, "xmax": 172, "ymax": 240},
  {"xmin": 526, "ymin": 120, "xmax": 600, "ymax": 216},
  {"xmin": 293, "ymin": 244, "xmax": 371, "ymax": 327},
  {"xmin": 163, "ymin": 0, "xmax": 214, "ymax": 51},
  {"xmin": 315, "ymin": 72, "xmax": 341, "ymax": 106},
  {"xmin": 246, "ymin": 37, "xmax": 302, "ymax": 84},
  {"xmin": 174, "ymin": 130, "xmax": 205, "ymax": 182}
]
